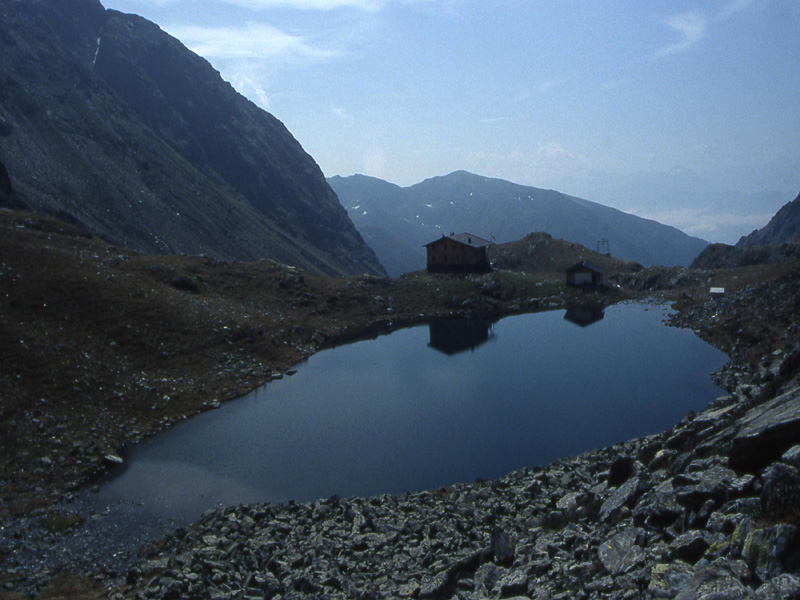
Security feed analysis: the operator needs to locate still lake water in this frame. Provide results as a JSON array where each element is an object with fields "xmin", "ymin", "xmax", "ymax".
[{"xmin": 83, "ymin": 302, "xmax": 727, "ymax": 525}]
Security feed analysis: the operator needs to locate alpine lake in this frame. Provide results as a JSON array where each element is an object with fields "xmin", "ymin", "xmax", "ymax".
[{"xmin": 78, "ymin": 301, "xmax": 727, "ymax": 533}]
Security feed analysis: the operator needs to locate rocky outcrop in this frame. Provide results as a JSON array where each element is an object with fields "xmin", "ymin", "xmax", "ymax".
[
  {"xmin": 690, "ymin": 243, "xmax": 800, "ymax": 270},
  {"xmin": 0, "ymin": 0, "xmax": 383, "ymax": 276},
  {"xmin": 117, "ymin": 379, "xmax": 800, "ymax": 599},
  {"xmin": 738, "ymin": 192, "xmax": 800, "ymax": 248}
]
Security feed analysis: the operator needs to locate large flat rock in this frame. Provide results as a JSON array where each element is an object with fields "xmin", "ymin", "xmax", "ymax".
[{"xmin": 729, "ymin": 386, "xmax": 800, "ymax": 472}]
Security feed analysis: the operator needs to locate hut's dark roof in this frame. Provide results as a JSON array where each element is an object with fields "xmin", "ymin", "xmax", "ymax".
[
  {"xmin": 425, "ymin": 232, "xmax": 493, "ymax": 249},
  {"xmin": 565, "ymin": 260, "xmax": 604, "ymax": 274}
]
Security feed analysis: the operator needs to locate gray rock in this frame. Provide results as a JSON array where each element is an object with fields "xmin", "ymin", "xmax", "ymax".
[
  {"xmin": 598, "ymin": 528, "xmax": 645, "ymax": 575},
  {"xmin": 600, "ymin": 476, "xmax": 644, "ymax": 523},
  {"xmin": 607, "ymin": 456, "xmax": 638, "ymax": 487},
  {"xmin": 760, "ymin": 462, "xmax": 800, "ymax": 521},
  {"xmin": 669, "ymin": 531, "xmax": 711, "ymax": 564},
  {"xmin": 743, "ymin": 524, "xmax": 800, "ymax": 582},
  {"xmin": 754, "ymin": 573, "xmax": 800, "ymax": 599},
  {"xmin": 491, "ymin": 529, "xmax": 515, "ymax": 566},
  {"xmin": 729, "ymin": 386, "xmax": 800, "ymax": 472},
  {"xmin": 633, "ymin": 480, "xmax": 683, "ymax": 528},
  {"xmin": 498, "ymin": 571, "xmax": 529, "ymax": 597},
  {"xmin": 673, "ymin": 566, "xmax": 753, "ymax": 600},
  {"xmin": 648, "ymin": 561, "xmax": 696, "ymax": 598},
  {"xmin": 782, "ymin": 445, "xmax": 800, "ymax": 468}
]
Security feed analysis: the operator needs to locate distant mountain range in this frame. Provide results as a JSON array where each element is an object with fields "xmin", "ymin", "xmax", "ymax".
[
  {"xmin": 330, "ymin": 171, "xmax": 709, "ymax": 276},
  {"xmin": 0, "ymin": 0, "xmax": 383, "ymax": 276}
]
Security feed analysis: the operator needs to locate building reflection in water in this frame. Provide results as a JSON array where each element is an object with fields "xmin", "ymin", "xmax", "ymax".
[
  {"xmin": 563, "ymin": 304, "xmax": 605, "ymax": 328},
  {"xmin": 428, "ymin": 317, "xmax": 497, "ymax": 355}
]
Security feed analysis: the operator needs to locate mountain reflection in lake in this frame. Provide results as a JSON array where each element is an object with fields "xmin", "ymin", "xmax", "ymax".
[{"xmin": 81, "ymin": 303, "xmax": 727, "ymax": 527}]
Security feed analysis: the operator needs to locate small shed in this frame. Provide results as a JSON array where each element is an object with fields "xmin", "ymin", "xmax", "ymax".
[
  {"xmin": 566, "ymin": 261, "xmax": 604, "ymax": 288},
  {"xmin": 425, "ymin": 232, "xmax": 493, "ymax": 273}
]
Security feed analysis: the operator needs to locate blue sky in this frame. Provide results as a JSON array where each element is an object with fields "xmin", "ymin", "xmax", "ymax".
[{"xmin": 100, "ymin": 0, "xmax": 800, "ymax": 243}]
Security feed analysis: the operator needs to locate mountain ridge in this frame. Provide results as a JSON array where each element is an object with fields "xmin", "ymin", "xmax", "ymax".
[
  {"xmin": 330, "ymin": 171, "xmax": 708, "ymax": 276},
  {"xmin": 737, "ymin": 191, "xmax": 800, "ymax": 248}
]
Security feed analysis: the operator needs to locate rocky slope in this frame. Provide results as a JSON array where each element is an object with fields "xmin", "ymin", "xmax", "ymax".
[
  {"xmin": 119, "ymin": 385, "xmax": 800, "ymax": 600},
  {"xmin": 690, "ymin": 242, "xmax": 800, "ymax": 270},
  {"xmin": 0, "ymin": 0, "xmax": 382, "ymax": 276},
  {"xmin": 738, "ymin": 191, "xmax": 800, "ymax": 248},
  {"xmin": 330, "ymin": 172, "xmax": 708, "ymax": 276}
]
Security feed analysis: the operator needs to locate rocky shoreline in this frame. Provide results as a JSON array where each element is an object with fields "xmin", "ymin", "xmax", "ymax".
[
  {"xmin": 3, "ymin": 209, "xmax": 800, "ymax": 598},
  {"xmin": 4, "ymin": 287, "xmax": 800, "ymax": 598},
  {"xmin": 115, "ymin": 374, "xmax": 800, "ymax": 600},
  {"xmin": 108, "ymin": 270, "xmax": 800, "ymax": 599}
]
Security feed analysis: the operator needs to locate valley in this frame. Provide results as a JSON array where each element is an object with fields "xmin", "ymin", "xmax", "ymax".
[
  {"xmin": 2, "ymin": 207, "xmax": 800, "ymax": 599},
  {"xmin": 1, "ymin": 1, "xmax": 800, "ymax": 597}
]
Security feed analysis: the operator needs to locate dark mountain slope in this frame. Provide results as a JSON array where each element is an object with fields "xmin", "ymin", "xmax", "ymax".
[
  {"xmin": 331, "ymin": 171, "xmax": 708, "ymax": 276},
  {"xmin": 691, "ymin": 242, "xmax": 800, "ymax": 270},
  {"xmin": 689, "ymin": 193, "xmax": 800, "ymax": 269},
  {"xmin": 737, "ymin": 191, "xmax": 800, "ymax": 247},
  {"xmin": 0, "ymin": 0, "xmax": 383, "ymax": 276},
  {"xmin": 327, "ymin": 175, "xmax": 421, "ymax": 277}
]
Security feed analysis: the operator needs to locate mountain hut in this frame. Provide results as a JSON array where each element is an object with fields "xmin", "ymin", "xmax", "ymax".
[
  {"xmin": 425, "ymin": 232, "xmax": 493, "ymax": 273},
  {"xmin": 566, "ymin": 261, "xmax": 604, "ymax": 288}
]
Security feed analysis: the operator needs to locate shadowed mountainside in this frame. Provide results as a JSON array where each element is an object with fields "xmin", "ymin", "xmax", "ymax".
[{"xmin": 0, "ymin": 0, "xmax": 383, "ymax": 276}]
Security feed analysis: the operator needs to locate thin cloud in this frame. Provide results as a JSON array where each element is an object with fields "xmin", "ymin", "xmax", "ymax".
[
  {"xmin": 220, "ymin": 0, "xmax": 449, "ymax": 12},
  {"xmin": 332, "ymin": 106, "xmax": 349, "ymax": 120},
  {"xmin": 719, "ymin": 0, "xmax": 755, "ymax": 21},
  {"xmin": 656, "ymin": 12, "xmax": 708, "ymax": 57},
  {"xmin": 221, "ymin": 0, "xmax": 383, "ymax": 11},
  {"xmin": 164, "ymin": 22, "xmax": 343, "ymax": 62},
  {"xmin": 627, "ymin": 207, "xmax": 772, "ymax": 239}
]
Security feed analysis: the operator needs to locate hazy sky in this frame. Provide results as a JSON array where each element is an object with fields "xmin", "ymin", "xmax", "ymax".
[{"xmin": 100, "ymin": 0, "xmax": 800, "ymax": 243}]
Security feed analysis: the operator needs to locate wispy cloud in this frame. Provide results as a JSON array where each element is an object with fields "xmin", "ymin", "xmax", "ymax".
[
  {"xmin": 627, "ymin": 207, "xmax": 772, "ymax": 240},
  {"xmin": 719, "ymin": 0, "xmax": 755, "ymax": 21},
  {"xmin": 654, "ymin": 1, "xmax": 756, "ymax": 59},
  {"xmin": 222, "ymin": 0, "xmax": 383, "ymax": 10},
  {"xmin": 164, "ymin": 22, "xmax": 343, "ymax": 63},
  {"xmin": 656, "ymin": 12, "xmax": 708, "ymax": 57}
]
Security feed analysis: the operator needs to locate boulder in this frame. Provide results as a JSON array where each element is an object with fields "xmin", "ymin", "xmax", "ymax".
[
  {"xmin": 669, "ymin": 531, "xmax": 712, "ymax": 565},
  {"xmin": 598, "ymin": 528, "xmax": 645, "ymax": 575},
  {"xmin": 754, "ymin": 573, "xmax": 800, "ymax": 599},
  {"xmin": 760, "ymin": 463, "xmax": 800, "ymax": 521},
  {"xmin": 729, "ymin": 387, "xmax": 800, "ymax": 472},
  {"xmin": 648, "ymin": 561, "xmax": 695, "ymax": 598},
  {"xmin": 743, "ymin": 525, "xmax": 800, "ymax": 583}
]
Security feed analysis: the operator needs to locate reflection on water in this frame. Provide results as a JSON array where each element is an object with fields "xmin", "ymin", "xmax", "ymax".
[
  {"xmin": 564, "ymin": 304, "xmax": 605, "ymax": 328},
  {"xmin": 428, "ymin": 317, "xmax": 498, "ymax": 355},
  {"xmin": 78, "ymin": 303, "xmax": 728, "ymax": 533}
]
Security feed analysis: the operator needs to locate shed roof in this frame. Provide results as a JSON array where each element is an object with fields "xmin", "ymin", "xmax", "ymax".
[
  {"xmin": 565, "ymin": 260, "xmax": 604, "ymax": 274},
  {"xmin": 425, "ymin": 232, "xmax": 494, "ymax": 249}
]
